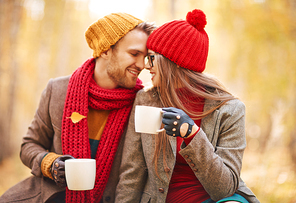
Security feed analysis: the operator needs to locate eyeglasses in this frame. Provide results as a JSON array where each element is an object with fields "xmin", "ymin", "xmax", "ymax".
[{"xmin": 145, "ymin": 55, "xmax": 155, "ymax": 67}]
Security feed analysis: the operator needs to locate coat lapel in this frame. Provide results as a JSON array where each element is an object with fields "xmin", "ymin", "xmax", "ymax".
[
  {"xmin": 201, "ymin": 99, "xmax": 220, "ymax": 147},
  {"xmin": 168, "ymin": 136, "xmax": 177, "ymax": 157}
]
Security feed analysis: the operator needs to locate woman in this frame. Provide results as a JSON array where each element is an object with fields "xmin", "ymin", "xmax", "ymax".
[{"xmin": 115, "ymin": 9, "xmax": 260, "ymax": 203}]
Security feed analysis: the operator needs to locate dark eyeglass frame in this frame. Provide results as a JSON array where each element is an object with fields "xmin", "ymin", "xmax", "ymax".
[{"xmin": 145, "ymin": 55, "xmax": 155, "ymax": 67}]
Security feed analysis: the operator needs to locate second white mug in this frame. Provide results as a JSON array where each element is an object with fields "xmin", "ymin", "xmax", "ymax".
[{"xmin": 135, "ymin": 105, "xmax": 165, "ymax": 134}]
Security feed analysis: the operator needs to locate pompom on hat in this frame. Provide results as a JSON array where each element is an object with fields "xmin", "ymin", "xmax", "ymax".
[
  {"xmin": 147, "ymin": 9, "xmax": 209, "ymax": 73},
  {"xmin": 85, "ymin": 13, "xmax": 143, "ymax": 58}
]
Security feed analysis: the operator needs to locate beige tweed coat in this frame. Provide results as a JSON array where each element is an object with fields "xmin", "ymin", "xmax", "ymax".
[{"xmin": 115, "ymin": 88, "xmax": 260, "ymax": 203}]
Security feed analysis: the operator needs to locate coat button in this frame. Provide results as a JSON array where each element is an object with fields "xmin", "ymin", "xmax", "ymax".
[
  {"xmin": 159, "ymin": 188, "xmax": 164, "ymax": 193},
  {"xmin": 187, "ymin": 159, "xmax": 192, "ymax": 162},
  {"xmin": 184, "ymin": 155, "xmax": 189, "ymax": 158},
  {"xmin": 190, "ymin": 163, "xmax": 195, "ymax": 167},
  {"xmin": 193, "ymin": 168, "xmax": 198, "ymax": 172},
  {"xmin": 105, "ymin": 196, "xmax": 111, "ymax": 202}
]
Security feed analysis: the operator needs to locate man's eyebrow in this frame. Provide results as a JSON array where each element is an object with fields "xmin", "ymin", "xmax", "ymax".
[{"xmin": 129, "ymin": 49, "xmax": 144, "ymax": 53}]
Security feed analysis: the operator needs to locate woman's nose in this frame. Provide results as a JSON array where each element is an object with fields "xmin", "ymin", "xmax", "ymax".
[{"xmin": 144, "ymin": 63, "xmax": 151, "ymax": 70}]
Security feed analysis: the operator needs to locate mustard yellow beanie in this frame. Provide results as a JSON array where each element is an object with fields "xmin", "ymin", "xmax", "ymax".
[{"xmin": 85, "ymin": 13, "xmax": 143, "ymax": 58}]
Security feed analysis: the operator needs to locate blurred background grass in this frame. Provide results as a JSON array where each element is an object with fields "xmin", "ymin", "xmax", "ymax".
[{"xmin": 0, "ymin": 0, "xmax": 296, "ymax": 202}]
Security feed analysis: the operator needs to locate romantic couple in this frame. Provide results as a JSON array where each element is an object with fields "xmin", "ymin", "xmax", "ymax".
[{"xmin": 0, "ymin": 9, "xmax": 260, "ymax": 203}]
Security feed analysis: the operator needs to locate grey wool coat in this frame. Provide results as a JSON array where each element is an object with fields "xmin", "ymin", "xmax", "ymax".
[
  {"xmin": 115, "ymin": 88, "xmax": 260, "ymax": 203},
  {"xmin": 0, "ymin": 76, "xmax": 124, "ymax": 203}
]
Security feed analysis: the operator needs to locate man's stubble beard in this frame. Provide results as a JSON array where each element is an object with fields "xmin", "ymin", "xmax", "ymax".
[{"xmin": 106, "ymin": 54, "xmax": 137, "ymax": 89}]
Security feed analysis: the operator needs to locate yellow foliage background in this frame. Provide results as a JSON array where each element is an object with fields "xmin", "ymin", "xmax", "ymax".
[{"xmin": 0, "ymin": 0, "xmax": 295, "ymax": 202}]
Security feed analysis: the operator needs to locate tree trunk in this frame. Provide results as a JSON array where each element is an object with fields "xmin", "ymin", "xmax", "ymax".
[
  {"xmin": 0, "ymin": 0, "xmax": 23, "ymax": 163},
  {"xmin": 170, "ymin": 0, "xmax": 176, "ymax": 19}
]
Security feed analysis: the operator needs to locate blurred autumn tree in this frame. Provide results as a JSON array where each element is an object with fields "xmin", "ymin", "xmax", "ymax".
[
  {"xmin": 0, "ymin": 0, "xmax": 23, "ymax": 163},
  {"xmin": 214, "ymin": 0, "xmax": 296, "ymax": 202},
  {"xmin": 0, "ymin": 0, "xmax": 92, "ymax": 161},
  {"xmin": 0, "ymin": 0, "xmax": 93, "ymax": 194},
  {"xmin": 217, "ymin": 0, "xmax": 296, "ymax": 155}
]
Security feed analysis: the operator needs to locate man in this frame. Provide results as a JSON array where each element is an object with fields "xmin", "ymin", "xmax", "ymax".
[{"xmin": 0, "ymin": 12, "xmax": 155, "ymax": 203}]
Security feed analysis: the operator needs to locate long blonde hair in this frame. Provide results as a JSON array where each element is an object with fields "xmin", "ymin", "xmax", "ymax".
[{"xmin": 153, "ymin": 54, "xmax": 235, "ymax": 179}]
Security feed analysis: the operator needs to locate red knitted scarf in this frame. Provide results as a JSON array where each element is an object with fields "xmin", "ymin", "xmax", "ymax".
[{"xmin": 61, "ymin": 58, "xmax": 143, "ymax": 202}]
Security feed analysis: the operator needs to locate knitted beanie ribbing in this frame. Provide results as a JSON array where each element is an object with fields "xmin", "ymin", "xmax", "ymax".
[
  {"xmin": 147, "ymin": 9, "xmax": 209, "ymax": 73},
  {"xmin": 85, "ymin": 13, "xmax": 143, "ymax": 58}
]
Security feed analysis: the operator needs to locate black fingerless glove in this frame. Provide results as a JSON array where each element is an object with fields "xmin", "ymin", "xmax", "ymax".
[
  {"xmin": 51, "ymin": 155, "xmax": 75, "ymax": 188},
  {"xmin": 162, "ymin": 107, "xmax": 195, "ymax": 138}
]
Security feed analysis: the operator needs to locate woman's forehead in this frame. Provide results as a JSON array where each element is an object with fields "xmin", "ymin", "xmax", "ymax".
[{"xmin": 148, "ymin": 49, "xmax": 156, "ymax": 55}]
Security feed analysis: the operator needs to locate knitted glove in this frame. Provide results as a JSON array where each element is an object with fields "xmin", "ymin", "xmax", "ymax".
[
  {"xmin": 51, "ymin": 155, "xmax": 75, "ymax": 188},
  {"xmin": 162, "ymin": 107, "xmax": 195, "ymax": 138}
]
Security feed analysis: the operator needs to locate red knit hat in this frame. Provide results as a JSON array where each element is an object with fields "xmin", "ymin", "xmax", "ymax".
[{"xmin": 147, "ymin": 9, "xmax": 209, "ymax": 73}]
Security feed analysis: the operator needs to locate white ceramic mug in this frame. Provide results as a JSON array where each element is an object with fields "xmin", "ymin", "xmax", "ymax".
[
  {"xmin": 135, "ymin": 105, "xmax": 165, "ymax": 134},
  {"xmin": 65, "ymin": 158, "xmax": 96, "ymax": 191}
]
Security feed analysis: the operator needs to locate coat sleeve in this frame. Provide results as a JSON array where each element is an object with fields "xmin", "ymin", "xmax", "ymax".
[
  {"xmin": 115, "ymin": 94, "xmax": 148, "ymax": 203},
  {"xmin": 20, "ymin": 79, "xmax": 55, "ymax": 177},
  {"xmin": 179, "ymin": 99, "xmax": 246, "ymax": 201}
]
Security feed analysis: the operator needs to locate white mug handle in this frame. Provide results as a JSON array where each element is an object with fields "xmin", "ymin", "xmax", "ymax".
[
  {"xmin": 156, "ymin": 110, "xmax": 165, "ymax": 133},
  {"xmin": 156, "ymin": 128, "xmax": 165, "ymax": 133}
]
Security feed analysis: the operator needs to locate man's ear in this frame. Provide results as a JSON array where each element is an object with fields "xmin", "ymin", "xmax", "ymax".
[{"xmin": 100, "ymin": 48, "xmax": 112, "ymax": 59}]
